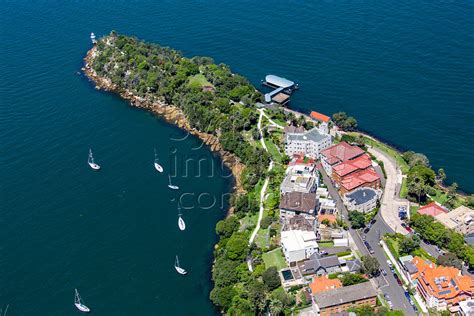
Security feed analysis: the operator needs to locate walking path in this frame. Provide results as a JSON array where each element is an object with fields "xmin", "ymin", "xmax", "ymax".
[
  {"xmin": 368, "ymin": 146, "xmax": 410, "ymax": 235},
  {"xmin": 249, "ymin": 109, "xmax": 274, "ymax": 245}
]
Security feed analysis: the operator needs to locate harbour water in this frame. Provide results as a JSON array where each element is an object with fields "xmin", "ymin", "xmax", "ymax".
[{"xmin": 1, "ymin": 1, "xmax": 473, "ymax": 314}]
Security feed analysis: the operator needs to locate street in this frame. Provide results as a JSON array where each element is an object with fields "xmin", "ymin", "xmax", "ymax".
[{"xmin": 319, "ymin": 167, "xmax": 417, "ymax": 315}]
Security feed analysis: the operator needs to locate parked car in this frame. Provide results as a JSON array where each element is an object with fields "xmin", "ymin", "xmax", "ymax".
[
  {"xmin": 370, "ymin": 218, "xmax": 377, "ymax": 225},
  {"xmin": 393, "ymin": 273, "xmax": 403, "ymax": 286},
  {"xmin": 362, "ymin": 235, "xmax": 366, "ymax": 241},
  {"xmin": 381, "ymin": 269, "xmax": 387, "ymax": 276},
  {"xmin": 363, "ymin": 227, "xmax": 370, "ymax": 234}
]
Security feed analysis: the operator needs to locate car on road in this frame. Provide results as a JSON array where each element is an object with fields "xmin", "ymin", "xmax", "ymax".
[
  {"xmin": 364, "ymin": 241, "xmax": 374, "ymax": 254},
  {"xmin": 393, "ymin": 273, "xmax": 403, "ymax": 286},
  {"xmin": 401, "ymin": 222, "xmax": 413, "ymax": 232}
]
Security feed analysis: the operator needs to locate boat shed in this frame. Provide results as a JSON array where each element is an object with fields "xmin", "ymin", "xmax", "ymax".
[{"xmin": 265, "ymin": 75, "xmax": 295, "ymax": 89}]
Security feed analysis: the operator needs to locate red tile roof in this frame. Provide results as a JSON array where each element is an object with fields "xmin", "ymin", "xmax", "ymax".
[
  {"xmin": 321, "ymin": 142, "xmax": 365, "ymax": 166},
  {"xmin": 411, "ymin": 256, "xmax": 474, "ymax": 305},
  {"xmin": 310, "ymin": 275, "xmax": 342, "ymax": 294},
  {"xmin": 333, "ymin": 154, "xmax": 372, "ymax": 177},
  {"xmin": 340, "ymin": 167, "xmax": 380, "ymax": 191},
  {"xmin": 318, "ymin": 214, "xmax": 337, "ymax": 223},
  {"xmin": 417, "ymin": 202, "xmax": 448, "ymax": 217},
  {"xmin": 289, "ymin": 153, "xmax": 316, "ymax": 166},
  {"xmin": 310, "ymin": 111, "xmax": 331, "ymax": 123}
]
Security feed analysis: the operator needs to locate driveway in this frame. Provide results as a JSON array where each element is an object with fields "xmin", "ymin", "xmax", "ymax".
[{"xmin": 368, "ymin": 146, "xmax": 410, "ymax": 235}]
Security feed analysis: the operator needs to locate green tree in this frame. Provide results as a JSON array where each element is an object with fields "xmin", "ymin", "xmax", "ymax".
[
  {"xmin": 262, "ymin": 267, "xmax": 281, "ymax": 291},
  {"xmin": 341, "ymin": 273, "xmax": 368, "ymax": 286},
  {"xmin": 349, "ymin": 211, "xmax": 366, "ymax": 229},
  {"xmin": 399, "ymin": 235, "xmax": 420, "ymax": 255},
  {"xmin": 361, "ymin": 255, "xmax": 380, "ymax": 277},
  {"xmin": 212, "ymin": 257, "xmax": 240, "ymax": 287},
  {"xmin": 216, "ymin": 216, "xmax": 240, "ymax": 238},
  {"xmin": 209, "ymin": 285, "xmax": 237, "ymax": 310},
  {"xmin": 225, "ymin": 233, "xmax": 249, "ymax": 260},
  {"xmin": 437, "ymin": 253, "xmax": 463, "ymax": 269},
  {"xmin": 437, "ymin": 168, "xmax": 446, "ymax": 183}
]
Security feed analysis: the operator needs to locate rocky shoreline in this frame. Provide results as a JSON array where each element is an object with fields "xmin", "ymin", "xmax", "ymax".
[{"xmin": 83, "ymin": 46, "xmax": 246, "ymax": 211}]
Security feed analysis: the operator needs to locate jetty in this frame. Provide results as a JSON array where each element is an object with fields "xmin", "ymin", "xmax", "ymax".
[{"xmin": 262, "ymin": 75, "xmax": 298, "ymax": 105}]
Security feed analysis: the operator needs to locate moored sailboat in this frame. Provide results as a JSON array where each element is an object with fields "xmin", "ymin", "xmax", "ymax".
[
  {"xmin": 153, "ymin": 148, "xmax": 163, "ymax": 172},
  {"xmin": 174, "ymin": 255, "xmax": 187, "ymax": 275},
  {"xmin": 87, "ymin": 148, "xmax": 100, "ymax": 170},
  {"xmin": 74, "ymin": 289, "xmax": 90, "ymax": 313},
  {"xmin": 167, "ymin": 174, "xmax": 179, "ymax": 190},
  {"xmin": 178, "ymin": 203, "xmax": 186, "ymax": 231}
]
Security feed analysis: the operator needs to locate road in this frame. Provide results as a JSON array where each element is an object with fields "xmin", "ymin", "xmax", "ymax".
[
  {"xmin": 368, "ymin": 146, "xmax": 410, "ymax": 235},
  {"xmin": 319, "ymin": 167, "xmax": 416, "ymax": 315}
]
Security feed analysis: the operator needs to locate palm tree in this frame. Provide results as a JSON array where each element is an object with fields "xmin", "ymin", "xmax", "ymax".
[{"xmin": 268, "ymin": 298, "xmax": 283, "ymax": 316}]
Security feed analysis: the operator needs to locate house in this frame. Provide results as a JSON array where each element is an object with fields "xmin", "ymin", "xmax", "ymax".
[
  {"xmin": 282, "ymin": 215, "xmax": 315, "ymax": 232},
  {"xmin": 284, "ymin": 125, "xmax": 305, "ymax": 134},
  {"xmin": 309, "ymin": 275, "xmax": 342, "ymax": 294},
  {"xmin": 310, "ymin": 111, "xmax": 331, "ymax": 134},
  {"xmin": 332, "ymin": 154, "xmax": 373, "ymax": 181},
  {"xmin": 299, "ymin": 254, "xmax": 341, "ymax": 276},
  {"xmin": 399, "ymin": 255, "xmax": 418, "ymax": 284},
  {"xmin": 417, "ymin": 202, "xmax": 449, "ymax": 217},
  {"xmin": 312, "ymin": 282, "xmax": 377, "ymax": 316},
  {"xmin": 287, "ymin": 154, "xmax": 317, "ymax": 176},
  {"xmin": 281, "ymin": 230, "xmax": 319, "ymax": 264},
  {"xmin": 435, "ymin": 206, "xmax": 474, "ymax": 235},
  {"xmin": 343, "ymin": 187, "xmax": 381, "ymax": 213},
  {"xmin": 464, "ymin": 233, "xmax": 474, "ymax": 245},
  {"xmin": 280, "ymin": 172, "xmax": 318, "ymax": 194},
  {"xmin": 459, "ymin": 299, "xmax": 474, "ymax": 315},
  {"xmin": 285, "ymin": 127, "xmax": 332, "ymax": 159},
  {"xmin": 339, "ymin": 168, "xmax": 381, "ymax": 194},
  {"xmin": 279, "ymin": 192, "xmax": 318, "ymax": 222},
  {"xmin": 320, "ymin": 142, "xmax": 365, "ymax": 176},
  {"xmin": 411, "ymin": 256, "xmax": 474, "ymax": 312}
]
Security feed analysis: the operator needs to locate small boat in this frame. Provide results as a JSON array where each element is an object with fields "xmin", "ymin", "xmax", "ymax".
[
  {"xmin": 74, "ymin": 289, "xmax": 90, "ymax": 313},
  {"xmin": 174, "ymin": 256, "xmax": 187, "ymax": 275},
  {"xmin": 153, "ymin": 149, "xmax": 163, "ymax": 173},
  {"xmin": 167, "ymin": 174, "xmax": 179, "ymax": 190},
  {"xmin": 178, "ymin": 204, "xmax": 186, "ymax": 231},
  {"xmin": 90, "ymin": 32, "xmax": 96, "ymax": 44},
  {"xmin": 88, "ymin": 149, "xmax": 100, "ymax": 170}
]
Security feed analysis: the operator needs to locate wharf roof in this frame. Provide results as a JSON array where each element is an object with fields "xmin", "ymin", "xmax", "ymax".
[
  {"xmin": 279, "ymin": 191, "xmax": 318, "ymax": 213},
  {"xmin": 344, "ymin": 187, "xmax": 378, "ymax": 205},
  {"xmin": 314, "ymin": 282, "xmax": 376, "ymax": 308},
  {"xmin": 310, "ymin": 111, "xmax": 331, "ymax": 123},
  {"xmin": 321, "ymin": 142, "xmax": 365, "ymax": 165},
  {"xmin": 417, "ymin": 202, "xmax": 449, "ymax": 217},
  {"xmin": 265, "ymin": 75, "xmax": 295, "ymax": 88}
]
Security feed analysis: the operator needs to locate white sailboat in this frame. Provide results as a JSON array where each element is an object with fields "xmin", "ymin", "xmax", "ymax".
[
  {"xmin": 178, "ymin": 204, "xmax": 186, "ymax": 231},
  {"xmin": 167, "ymin": 174, "xmax": 179, "ymax": 190},
  {"xmin": 87, "ymin": 148, "xmax": 101, "ymax": 170},
  {"xmin": 74, "ymin": 289, "xmax": 90, "ymax": 313},
  {"xmin": 153, "ymin": 149, "xmax": 163, "ymax": 173},
  {"xmin": 174, "ymin": 256, "xmax": 187, "ymax": 275}
]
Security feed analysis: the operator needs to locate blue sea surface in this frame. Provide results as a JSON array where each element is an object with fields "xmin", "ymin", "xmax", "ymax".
[{"xmin": 1, "ymin": 0, "xmax": 473, "ymax": 314}]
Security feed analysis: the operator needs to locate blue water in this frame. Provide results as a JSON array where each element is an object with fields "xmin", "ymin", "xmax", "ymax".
[{"xmin": 1, "ymin": 0, "xmax": 473, "ymax": 314}]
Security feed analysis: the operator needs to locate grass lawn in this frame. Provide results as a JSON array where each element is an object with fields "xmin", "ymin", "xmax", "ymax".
[
  {"xmin": 255, "ymin": 228, "xmax": 269, "ymax": 249},
  {"xmin": 264, "ymin": 139, "xmax": 282, "ymax": 163},
  {"xmin": 400, "ymin": 177, "xmax": 408, "ymax": 198},
  {"xmin": 318, "ymin": 241, "xmax": 334, "ymax": 248},
  {"xmin": 350, "ymin": 133, "xmax": 409, "ymax": 174},
  {"xmin": 385, "ymin": 235, "xmax": 436, "ymax": 262},
  {"xmin": 188, "ymin": 73, "xmax": 212, "ymax": 89},
  {"xmin": 262, "ymin": 248, "xmax": 287, "ymax": 270}
]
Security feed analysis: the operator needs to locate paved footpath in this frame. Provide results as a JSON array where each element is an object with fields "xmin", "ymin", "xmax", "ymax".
[{"xmin": 368, "ymin": 146, "xmax": 410, "ymax": 235}]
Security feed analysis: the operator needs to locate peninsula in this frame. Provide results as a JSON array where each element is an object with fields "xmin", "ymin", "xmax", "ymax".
[{"xmin": 84, "ymin": 32, "xmax": 474, "ymax": 316}]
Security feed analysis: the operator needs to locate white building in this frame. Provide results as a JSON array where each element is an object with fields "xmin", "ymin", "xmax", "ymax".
[
  {"xmin": 343, "ymin": 187, "xmax": 381, "ymax": 213},
  {"xmin": 459, "ymin": 299, "xmax": 474, "ymax": 316},
  {"xmin": 285, "ymin": 128, "xmax": 332, "ymax": 159},
  {"xmin": 281, "ymin": 230, "xmax": 319, "ymax": 264}
]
